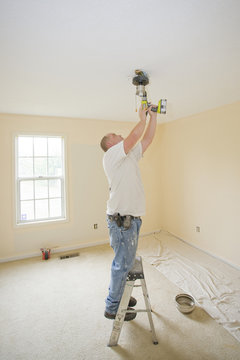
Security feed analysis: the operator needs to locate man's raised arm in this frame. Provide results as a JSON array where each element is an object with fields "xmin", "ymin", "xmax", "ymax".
[
  {"xmin": 141, "ymin": 106, "xmax": 157, "ymax": 154},
  {"xmin": 123, "ymin": 106, "xmax": 148, "ymax": 154}
]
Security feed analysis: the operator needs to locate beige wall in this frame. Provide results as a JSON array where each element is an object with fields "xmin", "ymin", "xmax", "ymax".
[
  {"xmin": 1, "ymin": 101, "xmax": 240, "ymax": 268},
  {"xmin": 157, "ymin": 101, "xmax": 240, "ymax": 268},
  {"xmin": 0, "ymin": 113, "xmax": 160, "ymax": 261}
]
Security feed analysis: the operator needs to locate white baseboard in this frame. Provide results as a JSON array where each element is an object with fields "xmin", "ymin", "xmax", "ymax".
[
  {"xmin": 0, "ymin": 251, "xmax": 42, "ymax": 263},
  {"xmin": 0, "ymin": 239, "xmax": 108, "ymax": 263},
  {"xmin": 0, "ymin": 230, "xmax": 161, "ymax": 263}
]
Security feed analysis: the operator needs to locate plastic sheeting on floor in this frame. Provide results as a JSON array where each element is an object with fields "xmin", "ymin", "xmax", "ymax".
[{"xmin": 137, "ymin": 231, "xmax": 240, "ymax": 343}]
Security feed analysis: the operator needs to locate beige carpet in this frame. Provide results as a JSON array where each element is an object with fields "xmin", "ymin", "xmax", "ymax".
[{"xmin": 0, "ymin": 234, "xmax": 240, "ymax": 360}]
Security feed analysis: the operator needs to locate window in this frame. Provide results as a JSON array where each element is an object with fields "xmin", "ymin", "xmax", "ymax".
[{"xmin": 15, "ymin": 135, "xmax": 66, "ymax": 225}]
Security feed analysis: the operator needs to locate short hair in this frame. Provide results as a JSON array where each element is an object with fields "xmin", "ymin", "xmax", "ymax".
[{"xmin": 100, "ymin": 135, "xmax": 109, "ymax": 152}]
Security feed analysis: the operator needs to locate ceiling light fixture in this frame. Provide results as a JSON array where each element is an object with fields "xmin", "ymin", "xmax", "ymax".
[{"xmin": 132, "ymin": 69, "xmax": 167, "ymax": 114}]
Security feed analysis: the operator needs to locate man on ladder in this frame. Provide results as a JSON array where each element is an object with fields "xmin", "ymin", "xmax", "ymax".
[{"xmin": 100, "ymin": 104, "xmax": 157, "ymax": 321}]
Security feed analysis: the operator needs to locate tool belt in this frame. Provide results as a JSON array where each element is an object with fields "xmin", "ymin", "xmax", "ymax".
[{"xmin": 107, "ymin": 213, "xmax": 141, "ymax": 229}]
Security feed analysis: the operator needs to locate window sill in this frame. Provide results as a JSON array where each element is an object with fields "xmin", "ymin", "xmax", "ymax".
[{"xmin": 15, "ymin": 217, "xmax": 69, "ymax": 229}]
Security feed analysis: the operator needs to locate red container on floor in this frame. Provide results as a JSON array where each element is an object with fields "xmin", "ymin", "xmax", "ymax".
[{"xmin": 41, "ymin": 248, "xmax": 51, "ymax": 260}]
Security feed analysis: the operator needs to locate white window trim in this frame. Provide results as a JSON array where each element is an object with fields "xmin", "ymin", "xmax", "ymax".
[{"xmin": 14, "ymin": 133, "xmax": 68, "ymax": 226}]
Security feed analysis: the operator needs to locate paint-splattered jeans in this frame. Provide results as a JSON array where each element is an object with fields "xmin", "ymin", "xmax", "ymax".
[{"xmin": 105, "ymin": 217, "xmax": 142, "ymax": 314}]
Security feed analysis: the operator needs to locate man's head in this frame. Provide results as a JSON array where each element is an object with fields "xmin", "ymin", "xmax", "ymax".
[{"xmin": 100, "ymin": 133, "xmax": 124, "ymax": 152}]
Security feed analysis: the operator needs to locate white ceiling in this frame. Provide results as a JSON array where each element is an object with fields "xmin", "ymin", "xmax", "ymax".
[{"xmin": 0, "ymin": 0, "xmax": 240, "ymax": 122}]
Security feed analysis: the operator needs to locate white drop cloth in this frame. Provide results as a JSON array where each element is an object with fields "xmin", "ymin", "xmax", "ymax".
[{"xmin": 137, "ymin": 231, "xmax": 240, "ymax": 342}]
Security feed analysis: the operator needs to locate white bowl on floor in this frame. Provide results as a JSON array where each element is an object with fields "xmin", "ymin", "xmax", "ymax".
[{"xmin": 175, "ymin": 293, "xmax": 195, "ymax": 314}]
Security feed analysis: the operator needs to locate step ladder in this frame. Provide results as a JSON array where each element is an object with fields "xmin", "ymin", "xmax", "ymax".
[{"xmin": 108, "ymin": 256, "xmax": 158, "ymax": 347}]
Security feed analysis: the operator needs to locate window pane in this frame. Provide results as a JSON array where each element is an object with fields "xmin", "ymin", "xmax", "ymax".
[
  {"xmin": 16, "ymin": 135, "xmax": 66, "ymax": 224},
  {"xmin": 49, "ymin": 198, "xmax": 62, "ymax": 217},
  {"xmin": 48, "ymin": 157, "xmax": 62, "ymax": 176},
  {"xmin": 18, "ymin": 158, "xmax": 33, "ymax": 177},
  {"xmin": 35, "ymin": 180, "xmax": 48, "ymax": 199},
  {"xmin": 49, "ymin": 179, "xmax": 61, "ymax": 197},
  {"xmin": 20, "ymin": 181, "xmax": 34, "ymax": 200},
  {"xmin": 35, "ymin": 199, "xmax": 48, "ymax": 219},
  {"xmin": 34, "ymin": 158, "xmax": 48, "ymax": 176},
  {"xmin": 48, "ymin": 138, "xmax": 62, "ymax": 156},
  {"xmin": 18, "ymin": 137, "xmax": 33, "ymax": 156},
  {"xmin": 34, "ymin": 137, "xmax": 47, "ymax": 156},
  {"xmin": 21, "ymin": 200, "xmax": 34, "ymax": 220}
]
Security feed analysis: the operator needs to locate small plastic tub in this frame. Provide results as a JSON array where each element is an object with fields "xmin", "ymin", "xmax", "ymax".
[{"xmin": 175, "ymin": 293, "xmax": 195, "ymax": 314}]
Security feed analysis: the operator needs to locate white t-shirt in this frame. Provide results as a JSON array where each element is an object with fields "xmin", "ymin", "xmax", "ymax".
[{"xmin": 103, "ymin": 141, "xmax": 146, "ymax": 216}]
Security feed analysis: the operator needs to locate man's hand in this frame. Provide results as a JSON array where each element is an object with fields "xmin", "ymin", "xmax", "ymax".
[
  {"xmin": 139, "ymin": 104, "xmax": 149, "ymax": 121},
  {"xmin": 148, "ymin": 105, "xmax": 158, "ymax": 120}
]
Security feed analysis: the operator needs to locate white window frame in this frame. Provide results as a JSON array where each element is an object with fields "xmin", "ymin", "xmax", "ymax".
[{"xmin": 15, "ymin": 134, "xmax": 67, "ymax": 225}]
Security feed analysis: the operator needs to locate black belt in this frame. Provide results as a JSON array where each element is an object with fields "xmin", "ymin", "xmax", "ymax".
[
  {"xmin": 107, "ymin": 213, "xmax": 141, "ymax": 229},
  {"xmin": 107, "ymin": 214, "xmax": 141, "ymax": 221}
]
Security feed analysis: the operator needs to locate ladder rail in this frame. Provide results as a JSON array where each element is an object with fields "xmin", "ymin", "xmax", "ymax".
[
  {"xmin": 141, "ymin": 278, "xmax": 158, "ymax": 344},
  {"xmin": 108, "ymin": 281, "xmax": 134, "ymax": 347}
]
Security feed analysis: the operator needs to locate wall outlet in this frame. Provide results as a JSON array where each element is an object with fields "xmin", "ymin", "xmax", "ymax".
[
  {"xmin": 94, "ymin": 224, "xmax": 98, "ymax": 229},
  {"xmin": 196, "ymin": 226, "xmax": 201, "ymax": 233}
]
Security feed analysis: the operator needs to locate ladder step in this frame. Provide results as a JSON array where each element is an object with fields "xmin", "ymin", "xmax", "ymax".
[{"xmin": 127, "ymin": 256, "xmax": 144, "ymax": 280}]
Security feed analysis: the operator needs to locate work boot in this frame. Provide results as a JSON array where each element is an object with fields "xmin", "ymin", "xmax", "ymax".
[
  {"xmin": 104, "ymin": 308, "xmax": 137, "ymax": 321},
  {"xmin": 129, "ymin": 296, "xmax": 137, "ymax": 307}
]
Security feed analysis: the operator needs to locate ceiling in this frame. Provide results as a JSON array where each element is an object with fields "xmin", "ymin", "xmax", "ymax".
[{"xmin": 0, "ymin": 0, "xmax": 240, "ymax": 123}]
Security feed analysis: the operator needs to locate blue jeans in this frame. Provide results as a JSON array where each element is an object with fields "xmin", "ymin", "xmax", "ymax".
[{"xmin": 105, "ymin": 217, "xmax": 142, "ymax": 314}]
